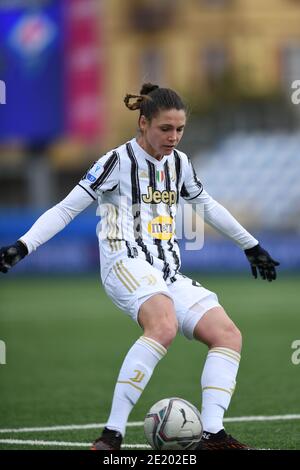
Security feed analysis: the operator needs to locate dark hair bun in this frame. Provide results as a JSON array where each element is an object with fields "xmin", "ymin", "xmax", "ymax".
[{"xmin": 140, "ymin": 83, "xmax": 159, "ymax": 95}]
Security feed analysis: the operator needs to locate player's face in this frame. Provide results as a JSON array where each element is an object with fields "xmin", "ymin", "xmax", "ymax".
[{"xmin": 138, "ymin": 108, "xmax": 186, "ymax": 160}]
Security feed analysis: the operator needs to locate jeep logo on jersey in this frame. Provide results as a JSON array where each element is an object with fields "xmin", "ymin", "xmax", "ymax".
[
  {"xmin": 148, "ymin": 216, "xmax": 174, "ymax": 240},
  {"xmin": 142, "ymin": 186, "xmax": 176, "ymax": 205}
]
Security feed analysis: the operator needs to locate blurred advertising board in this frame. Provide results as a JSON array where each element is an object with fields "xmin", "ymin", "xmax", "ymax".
[{"xmin": 0, "ymin": 0, "xmax": 104, "ymax": 143}]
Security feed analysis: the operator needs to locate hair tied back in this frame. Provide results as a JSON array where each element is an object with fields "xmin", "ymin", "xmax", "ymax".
[{"xmin": 124, "ymin": 94, "xmax": 145, "ymax": 111}]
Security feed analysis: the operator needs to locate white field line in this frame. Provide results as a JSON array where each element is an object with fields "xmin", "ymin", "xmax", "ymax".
[
  {"xmin": 0, "ymin": 421, "xmax": 143, "ymax": 434},
  {"xmin": 224, "ymin": 414, "xmax": 300, "ymax": 423},
  {"xmin": 0, "ymin": 414, "xmax": 299, "ymax": 434},
  {"xmin": 0, "ymin": 439, "xmax": 150, "ymax": 449}
]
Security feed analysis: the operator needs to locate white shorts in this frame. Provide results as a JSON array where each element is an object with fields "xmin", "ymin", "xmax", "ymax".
[{"xmin": 103, "ymin": 257, "xmax": 220, "ymax": 340}]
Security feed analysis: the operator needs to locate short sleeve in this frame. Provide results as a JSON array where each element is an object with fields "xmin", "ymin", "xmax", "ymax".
[{"xmin": 79, "ymin": 151, "xmax": 119, "ymax": 199}]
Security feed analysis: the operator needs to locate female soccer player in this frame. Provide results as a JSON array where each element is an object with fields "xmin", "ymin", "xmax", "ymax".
[{"xmin": 0, "ymin": 83, "xmax": 279, "ymax": 450}]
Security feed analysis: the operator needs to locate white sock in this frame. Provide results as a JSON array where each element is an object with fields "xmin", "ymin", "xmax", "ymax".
[
  {"xmin": 201, "ymin": 347, "xmax": 241, "ymax": 434},
  {"xmin": 106, "ymin": 336, "xmax": 167, "ymax": 436}
]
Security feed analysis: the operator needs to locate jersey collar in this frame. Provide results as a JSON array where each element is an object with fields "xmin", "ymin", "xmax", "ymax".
[{"xmin": 131, "ymin": 138, "xmax": 170, "ymax": 166}]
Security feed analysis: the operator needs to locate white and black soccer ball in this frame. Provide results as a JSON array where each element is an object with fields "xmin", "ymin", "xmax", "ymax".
[{"xmin": 144, "ymin": 397, "xmax": 203, "ymax": 450}]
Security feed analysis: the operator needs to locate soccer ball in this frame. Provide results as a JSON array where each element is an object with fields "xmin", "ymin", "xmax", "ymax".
[{"xmin": 144, "ymin": 397, "xmax": 203, "ymax": 450}]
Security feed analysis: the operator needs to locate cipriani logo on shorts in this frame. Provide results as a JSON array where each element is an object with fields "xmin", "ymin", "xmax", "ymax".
[
  {"xmin": 0, "ymin": 80, "xmax": 6, "ymax": 104},
  {"xmin": 0, "ymin": 340, "xmax": 6, "ymax": 365}
]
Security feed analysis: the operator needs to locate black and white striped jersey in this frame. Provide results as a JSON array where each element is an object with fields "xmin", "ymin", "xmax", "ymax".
[
  {"xmin": 79, "ymin": 138, "xmax": 204, "ymax": 282},
  {"xmin": 20, "ymin": 137, "xmax": 258, "ymax": 279}
]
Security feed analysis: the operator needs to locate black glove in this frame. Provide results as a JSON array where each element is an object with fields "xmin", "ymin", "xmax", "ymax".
[
  {"xmin": 0, "ymin": 241, "xmax": 28, "ymax": 273},
  {"xmin": 244, "ymin": 244, "xmax": 280, "ymax": 282}
]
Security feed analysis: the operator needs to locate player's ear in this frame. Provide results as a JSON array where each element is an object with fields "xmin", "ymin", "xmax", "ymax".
[{"xmin": 139, "ymin": 115, "xmax": 148, "ymax": 133}]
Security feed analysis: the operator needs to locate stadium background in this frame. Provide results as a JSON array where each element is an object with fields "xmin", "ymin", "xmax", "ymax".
[{"xmin": 0, "ymin": 0, "xmax": 299, "ymax": 450}]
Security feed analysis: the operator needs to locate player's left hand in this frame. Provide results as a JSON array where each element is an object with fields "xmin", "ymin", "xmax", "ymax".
[{"xmin": 244, "ymin": 244, "xmax": 280, "ymax": 282}]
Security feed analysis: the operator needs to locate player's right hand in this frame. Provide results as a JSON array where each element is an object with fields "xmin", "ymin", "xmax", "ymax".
[{"xmin": 0, "ymin": 241, "xmax": 28, "ymax": 273}]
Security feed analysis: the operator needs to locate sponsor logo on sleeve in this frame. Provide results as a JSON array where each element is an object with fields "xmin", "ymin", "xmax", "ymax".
[{"xmin": 87, "ymin": 173, "xmax": 96, "ymax": 182}]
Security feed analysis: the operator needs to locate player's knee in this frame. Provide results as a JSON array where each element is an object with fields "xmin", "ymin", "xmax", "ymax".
[
  {"xmin": 139, "ymin": 294, "xmax": 178, "ymax": 348},
  {"xmin": 145, "ymin": 320, "xmax": 178, "ymax": 349},
  {"xmin": 157, "ymin": 324, "xmax": 178, "ymax": 348},
  {"xmin": 217, "ymin": 322, "xmax": 242, "ymax": 351}
]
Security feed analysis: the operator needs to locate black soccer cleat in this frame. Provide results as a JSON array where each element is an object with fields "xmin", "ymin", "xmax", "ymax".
[
  {"xmin": 91, "ymin": 427, "xmax": 122, "ymax": 450},
  {"xmin": 197, "ymin": 429, "xmax": 253, "ymax": 450}
]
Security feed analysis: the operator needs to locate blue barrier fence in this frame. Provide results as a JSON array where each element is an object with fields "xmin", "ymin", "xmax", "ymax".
[{"xmin": 0, "ymin": 210, "xmax": 299, "ymax": 274}]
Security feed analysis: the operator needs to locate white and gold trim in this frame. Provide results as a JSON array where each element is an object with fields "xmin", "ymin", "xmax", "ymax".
[
  {"xmin": 113, "ymin": 260, "xmax": 140, "ymax": 293},
  {"xmin": 108, "ymin": 239, "xmax": 122, "ymax": 252},
  {"xmin": 117, "ymin": 380, "xmax": 144, "ymax": 392},
  {"xmin": 209, "ymin": 347, "xmax": 241, "ymax": 363},
  {"xmin": 138, "ymin": 336, "xmax": 167, "ymax": 358},
  {"xmin": 202, "ymin": 385, "xmax": 235, "ymax": 396}
]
